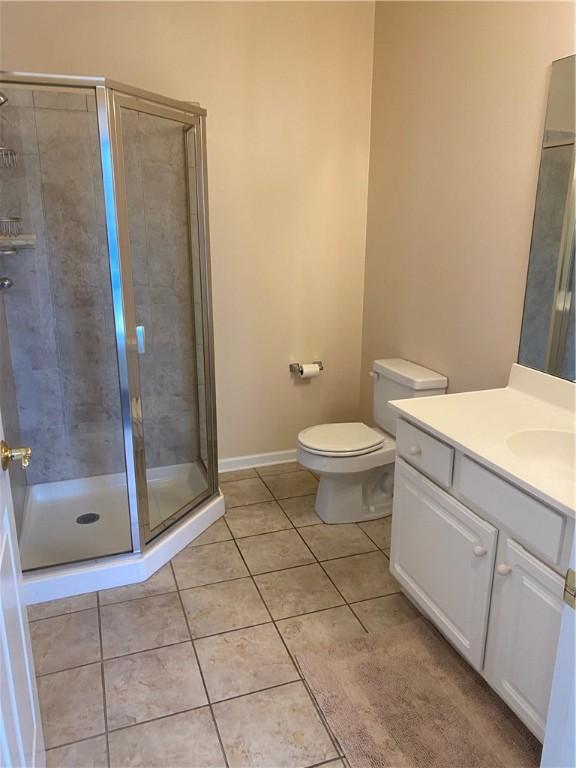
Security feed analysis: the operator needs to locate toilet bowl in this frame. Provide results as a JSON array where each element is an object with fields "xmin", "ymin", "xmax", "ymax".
[
  {"xmin": 297, "ymin": 423, "xmax": 396, "ymax": 524},
  {"xmin": 297, "ymin": 359, "xmax": 448, "ymax": 524}
]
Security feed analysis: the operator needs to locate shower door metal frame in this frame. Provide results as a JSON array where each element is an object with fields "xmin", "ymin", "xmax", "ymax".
[
  {"xmin": 0, "ymin": 71, "xmax": 219, "ymax": 558},
  {"xmin": 106, "ymin": 87, "xmax": 219, "ymax": 545}
]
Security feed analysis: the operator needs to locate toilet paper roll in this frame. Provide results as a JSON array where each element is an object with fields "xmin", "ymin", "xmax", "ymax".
[{"xmin": 299, "ymin": 363, "xmax": 321, "ymax": 378}]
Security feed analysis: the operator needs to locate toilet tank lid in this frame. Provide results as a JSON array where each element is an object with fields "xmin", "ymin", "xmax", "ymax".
[{"xmin": 372, "ymin": 358, "xmax": 448, "ymax": 390}]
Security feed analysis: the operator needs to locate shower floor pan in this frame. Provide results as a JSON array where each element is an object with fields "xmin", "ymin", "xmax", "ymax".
[{"xmin": 20, "ymin": 461, "xmax": 208, "ymax": 571}]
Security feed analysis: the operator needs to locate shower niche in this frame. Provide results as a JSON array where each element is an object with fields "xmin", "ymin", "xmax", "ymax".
[{"xmin": 0, "ymin": 73, "xmax": 220, "ymax": 592}]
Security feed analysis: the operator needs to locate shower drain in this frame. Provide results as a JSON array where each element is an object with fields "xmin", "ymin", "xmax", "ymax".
[{"xmin": 76, "ymin": 513, "xmax": 100, "ymax": 525}]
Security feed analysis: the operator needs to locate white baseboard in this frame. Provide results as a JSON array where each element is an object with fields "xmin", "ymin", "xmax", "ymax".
[
  {"xmin": 218, "ymin": 449, "xmax": 297, "ymax": 473},
  {"xmin": 23, "ymin": 492, "xmax": 225, "ymax": 605}
]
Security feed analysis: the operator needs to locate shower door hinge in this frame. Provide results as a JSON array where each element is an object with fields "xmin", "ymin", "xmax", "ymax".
[{"xmin": 564, "ymin": 568, "xmax": 576, "ymax": 609}]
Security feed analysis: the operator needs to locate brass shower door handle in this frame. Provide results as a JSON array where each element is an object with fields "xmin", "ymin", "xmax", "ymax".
[{"xmin": 1, "ymin": 440, "xmax": 32, "ymax": 470}]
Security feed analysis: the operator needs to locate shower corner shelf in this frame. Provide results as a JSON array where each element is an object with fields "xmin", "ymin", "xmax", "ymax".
[{"xmin": 0, "ymin": 234, "xmax": 36, "ymax": 252}]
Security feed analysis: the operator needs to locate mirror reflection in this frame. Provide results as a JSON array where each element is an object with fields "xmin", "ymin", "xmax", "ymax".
[{"xmin": 519, "ymin": 55, "xmax": 575, "ymax": 380}]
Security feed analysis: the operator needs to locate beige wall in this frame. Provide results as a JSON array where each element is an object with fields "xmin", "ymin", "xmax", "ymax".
[
  {"xmin": 0, "ymin": 1, "xmax": 374, "ymax": 458},
  {"xmin": 360, "ymin": 1, "xmax": 574, "ymax": 420},
  {"xmin": 2, "ymin": 1, "xmax": 573, "ymax": 456}
]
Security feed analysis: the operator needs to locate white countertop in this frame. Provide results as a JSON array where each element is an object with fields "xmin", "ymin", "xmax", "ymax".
[{"xmin": 391, "ymin": 364, "xmax": 576, "ymax": 517}]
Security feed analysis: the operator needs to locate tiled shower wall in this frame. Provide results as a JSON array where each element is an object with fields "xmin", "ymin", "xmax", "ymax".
[
  {"xmin": 0, "ymin": 86, "xmax": 204, "ymax": 486},
  {"xmin": 0, "ymin": 87, "xmax": 125, "ymax": 486}
]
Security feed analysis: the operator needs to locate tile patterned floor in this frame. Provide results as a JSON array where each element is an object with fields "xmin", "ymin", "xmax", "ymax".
[{"xmin": 29, "ymin": 462, "xmax": 419, "ymax": 768}]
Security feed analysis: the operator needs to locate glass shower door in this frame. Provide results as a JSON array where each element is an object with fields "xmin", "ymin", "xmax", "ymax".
[
  {"xmin": 0, "ymin": 81, "xmax": 133, "ymax": 570},
  {"xmin": 114, "ymin": 95, "xmax": 215, "ymax": 541}
]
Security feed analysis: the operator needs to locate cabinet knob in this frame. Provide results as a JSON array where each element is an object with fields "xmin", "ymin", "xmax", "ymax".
[
  {"xmin": 409, "ymin": 445, "xmax": 422, "ymax": 456},
  {"xmin": 473, "ymin": 544, "xmax": 487, "ymax": 557},
  {"xmin": 497, "ymin": 563, "xmax": 512, "ymax": 576}
]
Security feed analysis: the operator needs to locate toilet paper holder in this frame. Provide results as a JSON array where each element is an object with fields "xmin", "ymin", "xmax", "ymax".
[{"xmin": 289, "ymin": 361, "xmax": 324, "ymax": 375}]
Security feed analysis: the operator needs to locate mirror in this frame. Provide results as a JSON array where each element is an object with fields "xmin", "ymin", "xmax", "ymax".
[{"xmin": 519, "ymin": 55, "xmax": 575, "ymax": 381}]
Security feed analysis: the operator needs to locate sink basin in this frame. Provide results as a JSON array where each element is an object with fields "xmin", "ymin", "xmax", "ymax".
[{"xmin": 506, "ymin": 429, "xmax": 575, "ymax": 477}]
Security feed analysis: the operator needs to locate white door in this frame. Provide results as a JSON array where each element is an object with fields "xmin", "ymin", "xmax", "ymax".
[
  {"xmin": 390, "ymin": 458, "xmax": 498, "ymax": 670},
  {"xmin": 0, "ymin": 412, "xmax": 44, "ymax": 768},
  {"xmin": 541, "ymin": 540, "xmax": 575, "ymax": 767},
  {"xmin": 484, "ymin": 536, "xmax": 564, "ymax": 742}
]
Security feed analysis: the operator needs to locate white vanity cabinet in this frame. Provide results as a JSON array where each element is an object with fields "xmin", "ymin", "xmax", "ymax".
[
  {"xmin": 390, "ymin": 417, "xmax": 573, "ymax": 741},
  {"xmin": 391, "ymin": 459, "xmax": 497, "ymax": 670},
  {"xmin": 483, "ymin": 536, "xmax": 564, "ymax": 740}
]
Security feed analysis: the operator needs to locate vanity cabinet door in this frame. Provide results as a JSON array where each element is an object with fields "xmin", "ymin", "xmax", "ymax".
[
  {"xmin": 390, "ymin": 459, "xmax": 497, "ymax": 670},
  {"xmin": 483, "ymin": 537, "xmax": 564, "ymax": 741}
]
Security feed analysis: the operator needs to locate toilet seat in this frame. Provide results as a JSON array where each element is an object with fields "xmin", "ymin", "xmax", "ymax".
[{"xmin": 298, "ymin": 422, "xmax": 384, "ymax": 457}]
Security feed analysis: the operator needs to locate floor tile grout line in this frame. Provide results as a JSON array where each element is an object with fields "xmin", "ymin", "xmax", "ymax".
[
  {"xmin": 170, "ymin": 560, "xmax": 230, "ymax": 768},
  {"xmin": 210, "ymin": 678, "xmax": 306, "ymax": 709},
  {"xmin": 220, "ymin": 495, "xmax": 276, "ymax": 509},
  {"xmin": 295, "ymin": 531, "xmax": 371, "ymax": 635},
  {"xmin": 31, "ymin": 539, "xmax": 386, "ymax": 621},
  {"xmin": 180, "ymin": 541, "xmax": 372, "ymax": 585},
  {"xmin": 231, "ymin": 529, "xmax": 378, "ymax": 559},
  {"xmin": 224, "ymin": 479, "xmax": 396, "ymax": 634},
  {"xmin": 27, "ymin": 492, "xmax": 345, "ymax": 617},
  {"xmin": 297, "ymin": 661, "xmax": 346, "ymax": 760},
  {"xmin": 51, "ymin": 678, "xmax": 335, "ymax": 755},
  {"xmin": 282, "ymin": 514, "xmax": 370, "ymax": 633},
  {"xmin": 262, "ymin": 484, "xmax": 395, "ymax": 618},
  {"xmin": 299, "ymin": 544, "xmax": 379, "ymax": 565},
  {"xmin": 220, "ymin": 470, "xmax": 301, "ymax": 487},
  {"xmin": 98, "ymin": 587, "xmax": 179, "ymax": 609},
  {"xmin": 348, "ymin": 591, "xmax": 402, "ymax": 608},
  {"xmin": 101, "ymin": 680, "xmax": 319, "ymax": 743},
  {"xmin": 187, "ymin": 586, "xmax": 398, "ymax": 638},
  {"xmin": 33, "ymin": 486, "xmax": 392, "ymax": 760},
  {"xmin": 96, "ymin": 591, "xmax": 112, "ymax": 768},
  {"xmin": 228, "ymin": 523, "xmax": 300, "ymax": 542},
  {"xmin": 226, "ymin": 521, "xmax": 293, "ymax": 539},
  {"xmin": 104, "ymin": 701, "xmax": 214, "ymax": 736},
  {"xmin": 306, "ymin": 759, "xmax": 347, "ymax": 768},
  {"xmin": 229, "ymin": 534, "xmax": 306, "ymax": 676},
  {"xmin": 36, "ymin": 659, "xmax": 104, "ymax": 680},
  {"xmin": 291, "ymin": 513, "xmax": 399, "ymax": 623},
  {"xmin": 28, "ymin": 602, "xmax": 98, "ymax": 623},
  {"xmin": 35, "ymin": 638, "xmax": 196, "ymax": 678},
  {"xmin": 240, "ymin": 475, "xmax": 383, "ymax": 555},
  {"xmin": 44, "ymin": 731, "xmax": 108, "ymax": 756},
  {"xmin": 34, "ymin": 579, "xmax": 401, "ymax": 679},
  {"xmin": 192, "ymin": 618, "xmax": 273, "ymax": 642},
  {"xmin": 254, "ymin": 465, "xmax": 301, "ymax": 477},
  {"xmin": 33, "ymin": 527, "xmax": 397, "ymax": 670},
  {"xmin": 26, "ymin": 495, "xmax": 387, "ymax": 612},
  {"xmin": 242, "ymin": 591, "xmax": 343, "ymax": 759},
  {"xmin": 228, "ymin": 533, "xmax": 343, "ymax": 758},
  {"xmin": 99, "ymin": 638, "xmax": 195, "ymax": 666},
  {"xmin": 251, "ymin": 600, "xmax": 346, "ymax": 626},
  {"xmin": 40, "ymin": 555, "xmax": 388, "ymax": 620},
  {"xmin": 358, "ymin": 520, "xmax": 392, "ymax": 552},
  {"xmin": 286, "ymin": 621, "xmax": 346, "ymax": 758},
  {"xmin": 177, "ymin": 572, "xmax": 252, "ymax": 591},
  {"xmin": 258, "ymin": 470, "xmax": 318, "ymax": 505}
]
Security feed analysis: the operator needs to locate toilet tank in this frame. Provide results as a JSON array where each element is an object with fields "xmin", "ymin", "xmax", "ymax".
[{"xmin": 372, "ymin": 358, "xmax": 448, "ymax": 436}]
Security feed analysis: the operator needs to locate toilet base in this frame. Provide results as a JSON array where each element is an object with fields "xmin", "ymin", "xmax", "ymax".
[{"xmin": 314, "ymin": 465, "xmax": 394, "ymax": 524}]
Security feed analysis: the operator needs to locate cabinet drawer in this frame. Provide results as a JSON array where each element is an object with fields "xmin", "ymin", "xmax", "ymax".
[
  {"xmin": 396, "ymin": 419, "xmax": 454, "ymax": 488},
  {"xmin": 454, "ymin": 455, "xmax": 569, "ymax": 571},
  {"xmin": 390, "ymin": 459, "xmax": 497, "ymax": 670}
]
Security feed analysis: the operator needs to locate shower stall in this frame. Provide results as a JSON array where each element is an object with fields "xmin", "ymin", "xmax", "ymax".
[{"xmin": 0, "ymin": 72, "xmax": 222, "ymax": 601}]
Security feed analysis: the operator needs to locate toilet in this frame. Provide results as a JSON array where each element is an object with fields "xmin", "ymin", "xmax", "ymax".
[{"xmin": 297, "ymin": 359, "xmax": 447, "ymax": 524}]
